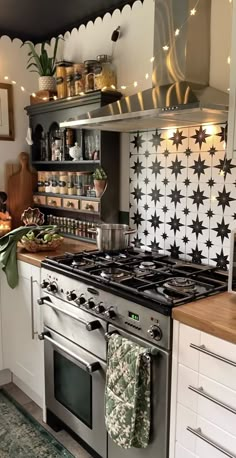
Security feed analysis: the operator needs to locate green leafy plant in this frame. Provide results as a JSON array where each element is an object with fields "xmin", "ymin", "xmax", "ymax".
[
  {"xmin": 23, "ymin": 37, "xmax": 62, "ymax": 76},
  {"xmin": 93, "ymin": 167, "xmax": 107, "ymax": 180}
]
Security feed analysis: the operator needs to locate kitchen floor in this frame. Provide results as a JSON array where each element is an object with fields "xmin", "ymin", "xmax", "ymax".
[{"xmin": 2, "ymin": 383, "xmax": 91, "ymax": 458}]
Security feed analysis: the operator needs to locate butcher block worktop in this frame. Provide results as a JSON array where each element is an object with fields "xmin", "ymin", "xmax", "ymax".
[
  {"xmin": 17, "ymin": 238, "xmax": 96, "ymax": 267},
  {"xmin": 172, "ymin": 292, "xmax": 236, "ymax": 345}
]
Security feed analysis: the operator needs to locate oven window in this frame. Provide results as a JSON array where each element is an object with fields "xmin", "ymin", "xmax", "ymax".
[{"xmin": 54, "ymin": 351, "xmax": 92, "ymax": 428}]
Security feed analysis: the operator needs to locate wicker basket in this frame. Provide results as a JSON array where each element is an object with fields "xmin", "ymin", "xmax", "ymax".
[{"xmin": 18, "ymin": 236, "xmax": 64, "ymax": 253}]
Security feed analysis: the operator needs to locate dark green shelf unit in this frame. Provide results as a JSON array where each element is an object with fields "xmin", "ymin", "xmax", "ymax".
[
  {"xmin": 25, "ymin": 91, "xmax": 121, "ymax": 240},
  {"xmin": 34, "ymin": 191, "xmax": 100, "ymax": 201}
]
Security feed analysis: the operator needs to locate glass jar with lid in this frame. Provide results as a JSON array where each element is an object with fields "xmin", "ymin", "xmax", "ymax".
[
  {"xmin": 67, "ymin": 172, "xmax": 76, "ymax": 195},
  {"xmin": 84, "ymin": 60, "xmax": 101, "ymax": 92},
  {"xmin": 95, "ymin": 55, "xmax": 117, "ymax": 90},
  {"xmin": 76, "ymin": 172, "xmax": 93, "ymax": 196}
]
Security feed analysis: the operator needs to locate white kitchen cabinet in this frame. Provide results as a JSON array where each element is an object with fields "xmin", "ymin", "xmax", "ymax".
[
  {"xmin": 227, "ymin": 0, "xmax": 236, "ymax": 158},
  {"xmin": 169, "ymin": 321, "xmax": 236, "ymax": 458},
  {"xmin": 0, "ymin": 261, "xmax": 44, "ymax": 407}
]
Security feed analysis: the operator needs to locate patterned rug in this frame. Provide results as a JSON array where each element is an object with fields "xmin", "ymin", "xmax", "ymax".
[{"xmin": 0, "ymin": 390, "xmax": 74, "ymax": 457}]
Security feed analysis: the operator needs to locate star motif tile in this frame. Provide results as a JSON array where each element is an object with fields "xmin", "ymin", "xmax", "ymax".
[
  {"xmin": 190, "ymin": 126, "xmax": 211, "ymax": 149},
  {"xmin": 212, "ymin": 217, "xmax": 230, "ymax": 243},
  {"xmin": 169, "ymin": 128, "xmax": 187, "ymax": 150},
  {"xmin": 189, "ymin": 184, "xmax": 208, "ymax": 210},
  {"xmin": 189, "ymin": 154, "xmax": 209, "ymax": 180},
  {"xmin": 149, "ymin": 129, "xmax": 164, "ymax": 152},
  {"xmin": 131, "ymin": 132, "xmax": 145, "ymax": 152},
  {"xmin": 168, "ymin": 155, "xmax": 185, "ymax": 179}
]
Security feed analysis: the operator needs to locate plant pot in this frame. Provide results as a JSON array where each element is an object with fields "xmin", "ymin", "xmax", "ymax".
[
  {"xmin": 38, "ymin": 76, "xmax": 56, "ymax": 92},
  {"xmin": 94, "ymin": 179, "xmax": 107, "ymax": 198}
]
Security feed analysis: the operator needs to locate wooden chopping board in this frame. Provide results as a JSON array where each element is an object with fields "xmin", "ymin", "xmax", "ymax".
[{"xmin": 6, "ymin": 152, "xmax": 37, "ymax": 228}]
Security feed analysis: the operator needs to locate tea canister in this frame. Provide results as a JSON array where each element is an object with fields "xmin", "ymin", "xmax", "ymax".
[
  {"xmin": 51, "ymin": 172, "xmax": 60, "ymax": 194},
  {"xmin": 37, "ymin": 171, "xmax": 45, "ymax": 193},
  {"xmin": 44, "ymin": 172, "xmax": 52, "ymax": 193}
]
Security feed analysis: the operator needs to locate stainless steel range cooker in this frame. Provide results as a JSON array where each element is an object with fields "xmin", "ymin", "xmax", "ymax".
[{"xmin": 38, "ymin": 248, "xmax": 228, "ymax": 458}]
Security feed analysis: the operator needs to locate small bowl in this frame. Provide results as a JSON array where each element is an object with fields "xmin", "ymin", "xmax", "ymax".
[{"xmin": 21, "ymin": 207, "xmax": 45, "ymax": 226}]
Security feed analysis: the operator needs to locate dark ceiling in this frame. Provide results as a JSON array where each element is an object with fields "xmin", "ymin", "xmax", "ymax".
[{"xmin": 0, "ymin": 0, "xmax": 140, "ymax": 43}]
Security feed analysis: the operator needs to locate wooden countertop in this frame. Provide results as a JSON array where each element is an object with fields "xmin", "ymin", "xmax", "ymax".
[
  {"xmin": 172, "ymin": 292, "xmax": 236, "ymax": 345},
  {"xmin": 17, "ymin": 238, "xmax": 96, "ymax": 267}
]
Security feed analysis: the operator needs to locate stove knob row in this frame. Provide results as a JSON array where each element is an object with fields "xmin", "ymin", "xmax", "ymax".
[
  {"xmin": 147, "ymin": 325, "xmax": 162, "ymax": 341},
  {"xmin": 78, "ymin": 294, "xmax": 86, "ymax": 305},
  {"xmin": 86, "ymin": 298, "xmax": 96, "ymax": 310},
  {"xmin": 95, "ymin": 302, "xmax": 105, "ymax": 314},
  {"xmin": 46, "ymin": 282, "xmax": 58, "ymax": 293}
]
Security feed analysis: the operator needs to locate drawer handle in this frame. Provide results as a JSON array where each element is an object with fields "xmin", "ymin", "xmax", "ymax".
[
  {"xmin": 188, "ymin": 385, "xmax": 236, "ymax": 415},
  {"xmin": 187, "ymin": 427, "xmax": 236, "ymax": 458},
  {"xmin": 48, "ymin": 199, "xmax": 57, "ymax": 206},
  {"xmin": 190, "ymin": 343, "xmax": 236, "ymax": 368},
  {"xmin": 66, "ymin": 201, "xmax": 74, "ymax": 208}
]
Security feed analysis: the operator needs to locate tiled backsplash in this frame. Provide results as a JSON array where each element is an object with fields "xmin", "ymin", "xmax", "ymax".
[{"xmin": 129, "ymin": 123, "xmax": 236, "ymax": 269}]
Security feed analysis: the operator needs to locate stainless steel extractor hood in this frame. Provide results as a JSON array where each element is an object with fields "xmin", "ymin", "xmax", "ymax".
[{"xmin": 60, "ymin": 0, "xmax": 229, "ymax": 132}]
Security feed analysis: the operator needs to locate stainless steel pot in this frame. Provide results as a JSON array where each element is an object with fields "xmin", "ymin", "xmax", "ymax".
[{"xmin": 88, "ymin": 224, "xmax": 136, "ymax": 251}]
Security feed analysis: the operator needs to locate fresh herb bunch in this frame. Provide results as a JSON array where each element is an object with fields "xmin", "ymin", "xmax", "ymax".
[
  {"xmin": 23, "ymin": 37, "xmax": 62, "ymax": 76},
  {"xmin": 93, "ymin": 167, "xmax": 107, "ymax": 180}
]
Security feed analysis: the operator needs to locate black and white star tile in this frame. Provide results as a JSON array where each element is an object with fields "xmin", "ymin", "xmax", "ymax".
[{"xmin": 129, "ymin": 123, "xmax": 236, "ymax": 269}]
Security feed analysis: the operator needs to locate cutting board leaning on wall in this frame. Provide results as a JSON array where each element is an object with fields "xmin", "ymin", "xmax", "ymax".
[{"xmin": 6, "ymin": 152, "xmax": 37, "ymax": 228}]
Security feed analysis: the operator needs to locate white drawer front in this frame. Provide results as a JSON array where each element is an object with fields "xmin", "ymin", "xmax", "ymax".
[
  {"xmin": 196, "ymin": 373, "xmax": 236, "ymax": 439},
  {"xmin": 177, "ymin": 364, "xmax": 199, "ymax": 412},
  {"xmin": 192, "ymin": 415, "xmax": 236, "ymax": 458},
  {"xmin": 175, "ymin": 442, "xmax": 197, "ymax": 458},
  {"xmin": 179, "ymin": 324, "xmax": 201, "ymax": 371},
  {"xmin": 176, "ymin": 403, "xmax": 197, "ymax": 453}
]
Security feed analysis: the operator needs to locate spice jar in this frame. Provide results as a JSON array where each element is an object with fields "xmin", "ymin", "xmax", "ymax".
[
  {"xmin": 74, "ymin": 63, "xmax": 85, "ymax": 95},
  {"xmin": 51, "ymin": 172, "xmax": 60, "ymax": 194},
  {"xmin": 66, "ymin": 66, "xmax": 75, "ymax": 97},
  {"xmin": 44, "ymin": 172, "xmax": 52, "ymax": 193},
  {"xmin": 95, "ymin": 55, "xmax": 117, "ymax": 90},
  {"xmin": 59, "ymin": 172, "xmax": 68, "ymax": 194},
  {"xmin": 84, "ymin": 60, "xmax": 101, "ymax": 92},
  {"xmin": 67, "ymin": 172, "xmax": 75, "ymax": 195},
  {"xmin": 37, "ymin": 171, "xmax": 45, "ymax": 192},
  {"xmin": 56, "ymin": 61, "xmax": 73, "ymax": 98}
]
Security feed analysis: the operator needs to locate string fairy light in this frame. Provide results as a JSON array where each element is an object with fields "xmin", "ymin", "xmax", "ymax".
[{"xmin": 1, "ymin": 0, "xmax": 230, "ymax": 100}]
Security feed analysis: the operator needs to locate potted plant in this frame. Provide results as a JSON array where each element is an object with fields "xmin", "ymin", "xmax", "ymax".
[
  {"xmin": 23, "ymin": 37, "xmax": 62, "ymax": 92},
  {"xmin": 93, "ymin": 167, "xmax": 107, "ymax": 197}
]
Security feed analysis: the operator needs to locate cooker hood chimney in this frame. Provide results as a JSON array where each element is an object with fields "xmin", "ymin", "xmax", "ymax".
[{"xmin": 60, "ymin": 0, "xmax": 229, "ymax": 132}]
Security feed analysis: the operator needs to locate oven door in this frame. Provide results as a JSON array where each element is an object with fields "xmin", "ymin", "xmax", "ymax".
[
  {"xmin": 106, "ymin": 325, "xmax": 171, "ymax": 458},
  {"xmin": 44, "ymin": 326, "xmax": 107, "ymax": 458}
]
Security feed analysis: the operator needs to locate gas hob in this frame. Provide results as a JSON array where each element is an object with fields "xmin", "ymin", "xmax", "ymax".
[{"xmin": 42, "ymin": 248, "xmax": 228, "ymax": 315}]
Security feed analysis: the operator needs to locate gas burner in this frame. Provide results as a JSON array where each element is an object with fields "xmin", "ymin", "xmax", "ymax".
[
  {"xmin": 140, "ymin": 261, "xmax": 155, "ymax": 270},
  {"xmin": 99, "ymin": 267, "xmax": 130, "ymax": 281},
  {"xmin": 163, "ymin": 277, "xmax": 197, "ymax": 293}
]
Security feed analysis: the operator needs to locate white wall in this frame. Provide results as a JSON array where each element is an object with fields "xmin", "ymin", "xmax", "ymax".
[{"xmin": 0, "ymin": 36, "xmax": 37, "ymax": 189}]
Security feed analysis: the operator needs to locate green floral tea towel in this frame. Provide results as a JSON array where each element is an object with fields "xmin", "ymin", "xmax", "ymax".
[{"xmin": 105, "ymin": 333, "xmax": 151, "ymax": 449}]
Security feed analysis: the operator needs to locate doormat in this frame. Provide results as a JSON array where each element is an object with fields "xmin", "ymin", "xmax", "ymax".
[{"xmin": 0, "ymin": 389, "xmax": 74, "ymax": 457}]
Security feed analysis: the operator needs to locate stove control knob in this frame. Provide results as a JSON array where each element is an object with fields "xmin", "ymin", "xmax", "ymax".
[
  {"xmin": 41, "ymin": 280, "xmax": 49, "ymax": 289},
  {"xmin": 105, "ymin": 309, "xmax": 116, "ymax": 320},
  {"xmin": 95, "ymin": 303, "xmax": 105, "ymax": 314},
  {"xmin": 47, "ymin": 282, "xmax": 58, "ymax": 293},
  {"xmin": 86, "ymin": 298, "xmax": 95, "ymax": 310},
  {"xmin": 147, "ymin": 325, "xmax": 162, "ymax": 341},
  {"xmin": 67, "ymin": 290, "xmax": 77, "ymax": 302},
  {"xmin": 78, "ymin": 294, "xmax": 86, "ymax": 305}
]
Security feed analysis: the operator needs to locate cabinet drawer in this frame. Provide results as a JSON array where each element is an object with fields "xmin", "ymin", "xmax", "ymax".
[
  {"xmin": 179, "ymin": 323, "xmax": 201, "ymax": 371},
  {"xmin": 190, "ymin": 415, "xmax": 236, "ymax": 458},
  {"xmin": 176, "ymin": 403, "xmax": 197, "ymax": 453},
  {"xmin": 178, "ymin": 364, "xmax": 236, "ymax": 438},
  {"xmin": 46, "ymin": 196, "xmax": 62, "ymax": 207},
  {"xmin": 62, "ymin": 198, "xmax": 79, "ymax": 210},
  {"xmin": 80, "ymin": 200, "xmax": 99, "ymax": 212},
  {"xmin": 33, "ymin": 194, "xmax": 46, "ymax": 206},
  {"xmin": 175, "ymin": 443, "xmax": 196, "ymax": 458}
]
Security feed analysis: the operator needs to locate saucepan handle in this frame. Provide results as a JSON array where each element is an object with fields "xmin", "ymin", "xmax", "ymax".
[{"xmin": 124, "ymin": 229, "xmax": 136, "ymax": 236}]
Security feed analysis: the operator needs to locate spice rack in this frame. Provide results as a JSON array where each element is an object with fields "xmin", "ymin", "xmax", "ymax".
[{"xmin": 25, "ymin": 91, "xmax": 121, "ymax": 243}]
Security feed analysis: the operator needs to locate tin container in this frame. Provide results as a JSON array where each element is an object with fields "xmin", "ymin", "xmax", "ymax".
[
  {"xmin": 56, "ymin": 61, "xmax": 73, "ymax": 98},
  {"xmin": 74, "ymin": 63, "xmax": 85, "ymax": 95}
]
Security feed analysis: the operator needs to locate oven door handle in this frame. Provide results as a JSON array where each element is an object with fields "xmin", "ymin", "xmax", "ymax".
[
  {"xmin": 39, "ymin": 331, "xmax": 101, "ymax": 373},
  {"xmin": 38, "ymin": 297, "xmax": 101, "ymax": 331}
]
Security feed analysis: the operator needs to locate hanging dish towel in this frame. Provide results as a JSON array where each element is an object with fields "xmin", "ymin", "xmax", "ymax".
[{"xmin": 105, "ymin": 333, "xmax": 151, "ymax": 449}]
